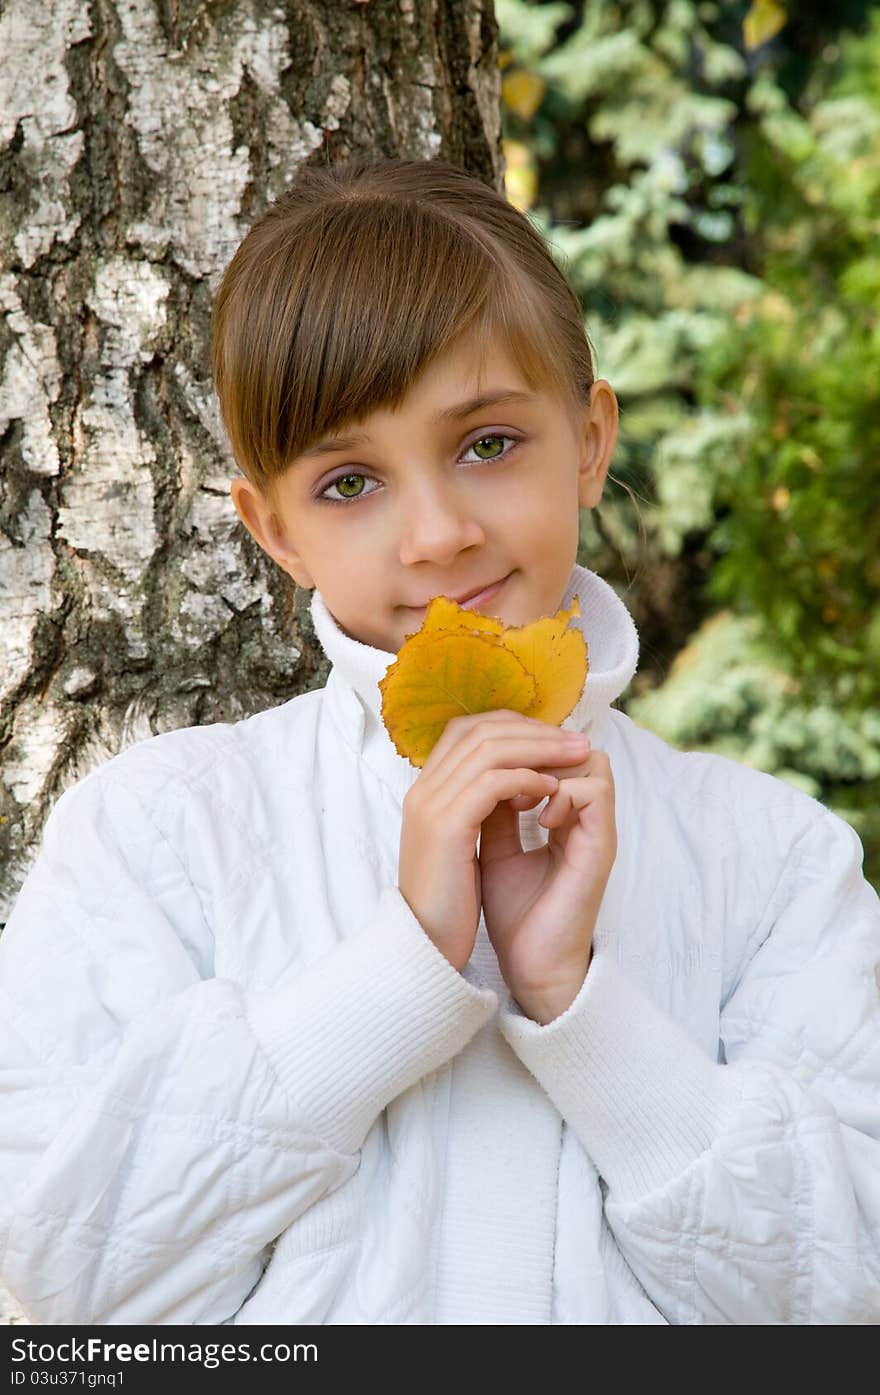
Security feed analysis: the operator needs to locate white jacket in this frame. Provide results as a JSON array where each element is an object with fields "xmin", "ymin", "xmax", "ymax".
[{"xmin": 1, "ymin": 563, "xmax": 879, "ymax": 1325}]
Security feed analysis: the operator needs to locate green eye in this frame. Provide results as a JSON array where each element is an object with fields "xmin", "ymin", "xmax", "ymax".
[
  {"xmin": 471, "ymin": 436, "xmax": 505, "ymax": 460},
  {"xmin": 335, "ymin": 475, "xmax": 365, "ymax": 498}
]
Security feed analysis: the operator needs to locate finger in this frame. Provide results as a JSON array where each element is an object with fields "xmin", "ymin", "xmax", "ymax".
[
  {"xmin": 436, "ymin": 728, "xmax": 591, "ymax": 798},
  {"xmin": 479, "ymin": 796, "xmax": 525, "ymax": 864},
  {"xmin": 538, "ymin": 771, "xmax": 614, "ymax": 827},
  {"xmin": 534, "ymin": 745, "xmax": 602, "ymax": 784},
  {"xmin": 425, "ymin": 708, "xmax": 556, "ymax": 769},
  {"xmin": 538, "ymin": 783, "xmax": 576, "ymax": 827},
  {"xmin": 437, "ymin": 766, "xmax": 560, "ymax": 843},
  {"xmin": 482, "ymin": 775, "xmax": 557, "ymax": 859},
  {"xmin": 509, "ymin": 791, "xmax": 547, "ymax": 811}
]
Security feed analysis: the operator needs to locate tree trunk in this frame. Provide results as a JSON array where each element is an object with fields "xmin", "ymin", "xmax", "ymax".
[{"xmin": 0, "ymin": 0, "xmax": 504, "ymax": 921}]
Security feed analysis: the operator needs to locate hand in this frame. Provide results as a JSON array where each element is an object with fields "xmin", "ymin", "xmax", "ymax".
[
  {"xmin": 478, "ymin": 727, "xmax": 617, "ymax": 1024},
  {"xmin": 397, "ymin": 710, "xmax": 587, "ymax": 974}
]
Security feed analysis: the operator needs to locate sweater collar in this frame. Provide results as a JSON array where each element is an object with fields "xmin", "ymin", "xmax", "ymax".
[{"xmin": 311, "ymin": 562, "xmax": 640, "ymax": 798}]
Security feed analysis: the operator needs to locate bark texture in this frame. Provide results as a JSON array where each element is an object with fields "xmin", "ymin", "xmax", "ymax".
[{"xmin": 0, "ymin": 0, "xmax": 503, "ymax": 920}]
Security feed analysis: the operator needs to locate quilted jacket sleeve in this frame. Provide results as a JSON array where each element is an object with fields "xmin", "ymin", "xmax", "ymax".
[
  {"xmin": 499, "ymin": 802, "xmax": 880, "ymax": 1324},
  {"xmin": 0, "ymin": 768, "xmax": 497, "ymax": 1326}
]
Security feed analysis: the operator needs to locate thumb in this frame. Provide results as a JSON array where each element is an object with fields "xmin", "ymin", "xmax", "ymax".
[
  {"xmin": 510, "ymin": 792, "xmax": 545, "ymax": 811},
  {"xmin": 479, "ymin": 795, "xmax": 526, "ymax": 867}
]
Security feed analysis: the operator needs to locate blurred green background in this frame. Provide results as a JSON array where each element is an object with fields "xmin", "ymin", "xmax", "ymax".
[{"xmin": 496, "ymin": 0, "xmax": 880, "ymax": 888}]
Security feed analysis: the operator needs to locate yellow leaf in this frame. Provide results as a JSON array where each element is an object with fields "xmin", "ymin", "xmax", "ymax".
[
  {"xmin": 379, "ymin": 594, "xmax": 589, "ymax": 768},
  {"xmin": 379, "ymin": 630, "xmax": 536, "ymax": 768},
  {"xmin": 743, "ymin": 0, "xmax": 788, "ymax": 52},
  {"xmin": 497, "ymin": 599, "xmax": 589, "ymax": 725},
  {"xmin": 419, "ymin": 594, "xmax": 504, "ymax": 638}
]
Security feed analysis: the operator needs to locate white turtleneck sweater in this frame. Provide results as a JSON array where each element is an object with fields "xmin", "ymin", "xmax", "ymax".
[
  {"xmin": 1, "ymin": 564, "xmax": 878, "ymax": 1325},
  {"xmin": 306, "ymin": 563, "xmax": 662, "ymax": 1323}
]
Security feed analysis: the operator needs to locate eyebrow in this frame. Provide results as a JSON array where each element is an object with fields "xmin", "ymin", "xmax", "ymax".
[{"xmin": 296, "ymin": 389, "xmax": 539, "ymax": 461}]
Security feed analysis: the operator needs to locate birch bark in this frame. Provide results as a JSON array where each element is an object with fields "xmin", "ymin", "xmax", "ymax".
[{"xmin": 0, "ymin": 0, "xmax": 503, "ymax": 922}]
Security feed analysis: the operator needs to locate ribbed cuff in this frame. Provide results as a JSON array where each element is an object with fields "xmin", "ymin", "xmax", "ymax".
[
  {"xmin": 498, "ymin": 952, "xmax": 744, "ymax": 1204},
  {"xmin": 245, "ymin": 883, "xmax": 498, "ymax": 1155}
]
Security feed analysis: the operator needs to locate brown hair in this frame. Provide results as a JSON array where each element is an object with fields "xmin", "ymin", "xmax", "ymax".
[{"xmin": 211, "ymin": 156, "xmax": 596, "ymax": 510}]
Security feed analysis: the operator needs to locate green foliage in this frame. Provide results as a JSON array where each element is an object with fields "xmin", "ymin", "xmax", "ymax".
[
  {"xmin": 497, "ymin": 0, "xmax": 880, "ymax": 886},
  {"xmin": 698, "ymin": 34, "xmax": 880, "ymax": 705},
  {"xmin": 626, "ymin": 610, "xmax": 880, "ymax": 875}
]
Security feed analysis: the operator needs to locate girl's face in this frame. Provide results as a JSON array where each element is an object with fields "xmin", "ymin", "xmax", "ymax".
[{"xmin": 230, "ymin": 333, "xmax": 619, "ymax": 653}]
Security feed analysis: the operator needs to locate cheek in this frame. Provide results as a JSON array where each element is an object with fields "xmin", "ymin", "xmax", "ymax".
[
  {"xmin": 510, "ymin": 484, "xmax": 574, "ymax": 539},
  {"xmin": 515, "ymin": 494, "xmax": 581, "ymax": 580}
]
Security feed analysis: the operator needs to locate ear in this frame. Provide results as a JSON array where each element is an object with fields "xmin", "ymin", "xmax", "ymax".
[
  {"xmin": 229, "ymin": 477, "xmax": 316, "ymax": 589},
  {"xmin": 576, "ymin": 380, "xmax": 619, "ymax": 511}
]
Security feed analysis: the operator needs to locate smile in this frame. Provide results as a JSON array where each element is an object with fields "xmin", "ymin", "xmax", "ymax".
[{"xmin": 408, "ymin": 573, "xmax": 512, "ymax": 616}]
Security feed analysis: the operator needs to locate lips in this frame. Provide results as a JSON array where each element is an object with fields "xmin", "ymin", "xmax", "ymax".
[
  {"xmin": 455, "ymin": 574, "xmax": 509, "ymax": 607},
  {"xmin": 408, "ymin": 572, "xmax": 511, "ymax": 613}
]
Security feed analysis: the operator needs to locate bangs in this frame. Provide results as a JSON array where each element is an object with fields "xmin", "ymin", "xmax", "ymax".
[{"xmin": 213, "ymin": 192, "xmax": 587, "ymax": 500}]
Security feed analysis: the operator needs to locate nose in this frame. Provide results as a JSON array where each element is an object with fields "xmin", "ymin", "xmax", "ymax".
[{"xmin": 397, "ymin": 477, "xmax": 486, "ymax": 567}]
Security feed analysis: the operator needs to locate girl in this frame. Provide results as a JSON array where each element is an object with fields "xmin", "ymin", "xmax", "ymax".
[{"xmin": 1, "ymin": 157, "xmax": 878, "ymax": 1326}]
